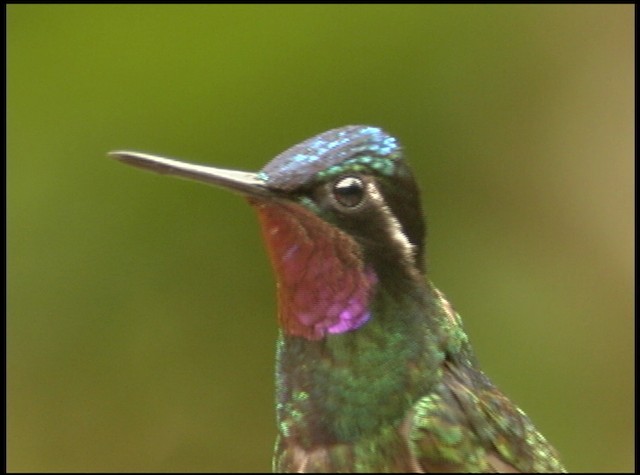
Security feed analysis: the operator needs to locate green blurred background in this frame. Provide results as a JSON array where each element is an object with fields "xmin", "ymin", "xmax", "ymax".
[{"xmin": 7, "ymin": 5, "xmax": 633, "ymax": 472}]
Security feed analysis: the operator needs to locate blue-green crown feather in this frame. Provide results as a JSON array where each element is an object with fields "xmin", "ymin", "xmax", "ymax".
[{"xmin": 259, "ymin": 126, "xmax": 401, "ymax": 191}]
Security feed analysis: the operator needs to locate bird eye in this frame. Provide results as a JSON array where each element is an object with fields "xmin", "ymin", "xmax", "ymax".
[{"xmin": 332, "ymin": 176, "xmax": 365, "ymax": 208}]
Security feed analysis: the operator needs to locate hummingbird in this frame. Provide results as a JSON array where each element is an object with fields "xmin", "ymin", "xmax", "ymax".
[{"xmin": 109, "ymin": 125, "xmax": 566, "ymax": 473}]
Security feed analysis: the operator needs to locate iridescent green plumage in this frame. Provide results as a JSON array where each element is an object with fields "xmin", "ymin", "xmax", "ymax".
[
  {"xmin": 273, "ymin": 280, "xmax": 565, "ymax": 472},
  {"xmin": 110, "ymin": 125, "xmax": 566, "ymax": 473}
]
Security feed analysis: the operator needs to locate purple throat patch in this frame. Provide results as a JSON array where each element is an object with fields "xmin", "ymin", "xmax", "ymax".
[{"xmin": 251, "ymin": 200, "xmax": 378, "ymax": 340}]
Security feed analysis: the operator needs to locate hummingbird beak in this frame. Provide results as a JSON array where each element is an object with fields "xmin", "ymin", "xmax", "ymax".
[{"xmin": 108, "ymin": 151, "xmax": 272, "ymax": 199}]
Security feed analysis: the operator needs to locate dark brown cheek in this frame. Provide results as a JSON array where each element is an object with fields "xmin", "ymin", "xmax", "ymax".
[{"xmin": 250, "ymin": 201, "xmax": 377, "ymax": 340}]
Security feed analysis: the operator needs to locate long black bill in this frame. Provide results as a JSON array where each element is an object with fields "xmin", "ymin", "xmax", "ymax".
[{"xmin": 108, "ymin": 151, "xmax": 271, "ymax": 198}]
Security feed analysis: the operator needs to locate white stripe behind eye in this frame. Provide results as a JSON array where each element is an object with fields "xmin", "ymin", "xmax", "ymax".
[{"xmin": 366, "ymin": 181, "xmax": 416, "ymax": 266}]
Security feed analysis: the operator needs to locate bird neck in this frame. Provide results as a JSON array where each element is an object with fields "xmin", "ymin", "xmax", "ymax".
[
  {"xmin": 274, "ymin": 279, "xmax": 448, "ymax": 448},
  {"xmin": 251, "ymin": 198, "xmax": 475, "ymax": 447}
]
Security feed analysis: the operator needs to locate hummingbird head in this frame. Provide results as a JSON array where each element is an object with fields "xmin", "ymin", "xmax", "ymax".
[
  {"xmin": 109, "ymin": 126, "xmax": 426, "ymax": 340},
  {"xmin": 258, "ymin": 126, "xmax": 425, "ymax": 270}
]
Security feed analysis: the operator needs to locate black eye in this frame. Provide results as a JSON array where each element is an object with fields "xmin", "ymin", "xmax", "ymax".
[{"xmin": 333, "ymin": 176, "xmax": 365, "ymax": 208}]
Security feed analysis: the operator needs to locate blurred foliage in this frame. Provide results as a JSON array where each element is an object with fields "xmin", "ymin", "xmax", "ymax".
[{"xmin": 7, "ymin": 4, "xmax": 633, "ymax": 472}]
